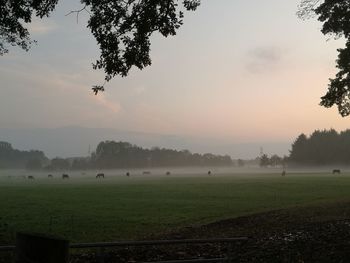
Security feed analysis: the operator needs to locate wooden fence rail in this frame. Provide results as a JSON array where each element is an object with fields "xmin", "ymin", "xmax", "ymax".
[
  {"xmin": 0, "ymin": 236, "xmax": 248, "ymax": 263},
  {"xmin": 0, "ymin": 237, "xmax": 248, "ymax": 251},
  {"xmin": 144, "ymin": 259, "xmax": 226, "ymax": 263}
]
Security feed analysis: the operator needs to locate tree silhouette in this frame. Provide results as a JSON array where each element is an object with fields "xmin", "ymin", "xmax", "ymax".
[
  {"xmin": 289, "ymin": 129, "xmax": 350, "ymax": 165},
  {"xmin": 237, "ymin": 159, "xmax": 245, "ymax": 167},
  {"xmin": 270, "ymin": 154, "xmax": 282, "ymax": 167},
  {"xmin": 26, "ymin": 158, "xmax": 43, "ymax": 170},
  {"xmin": 91, "ymin": 140, "xmax": 232, "ymax": 168},
  {"xmin": 0, "ymin": 0, "xmax": 200, "ymax": 93},
  {"xmin": 299, "ymin": 0, "xmax": 350, "ymax": 116},
  {"xmin": 259, "ymin": 154, "xmax": 270, "ymax": 167},
  {"xmin": 0, "ymin": 141, "xmax": 47, "ymax": 169}
]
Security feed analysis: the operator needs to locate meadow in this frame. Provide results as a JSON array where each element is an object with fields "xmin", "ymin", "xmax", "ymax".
[{"xmin": 1, "ymin": 168, "xmax": 350, "ymax": 244}]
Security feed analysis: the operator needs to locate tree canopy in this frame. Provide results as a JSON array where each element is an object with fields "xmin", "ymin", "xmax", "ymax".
[
  {"xmin": 299, "ymin": 0, "xmax": 350, "ymax": 116},
  {"xmin": 0, "ymin": 0, "xmax": 200, "ymax": 93},
  {"xmin": 91, "ymin": 141, "xmax": 232, "ymax": 168},
  {"xmin": 0, "ymin": 141, "xmax": 47, "ymax": 169},
  {"xmin": 289, "ymin": 129, "xmax": 350, "ymax": 165}
]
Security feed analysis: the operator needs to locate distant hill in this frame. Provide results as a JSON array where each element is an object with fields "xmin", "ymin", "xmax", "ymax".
[{"xmin": 0, "ymin": 127, "xmax": 290, "ymax": 159}]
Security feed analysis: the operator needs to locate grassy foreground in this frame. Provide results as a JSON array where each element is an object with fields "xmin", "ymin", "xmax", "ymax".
[{"xmin": 1, "ymin": 171, "xmax": 350, "ymax": 243}]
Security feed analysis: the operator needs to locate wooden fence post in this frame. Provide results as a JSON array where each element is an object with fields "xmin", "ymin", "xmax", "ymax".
[{"xmin": 15, "ymin": 232, "xmax": 69, "ymax": 263}]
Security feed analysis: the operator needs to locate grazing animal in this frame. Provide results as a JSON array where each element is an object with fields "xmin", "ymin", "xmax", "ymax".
[
  {"xmin": 281, "ymin": 170, "xmax": 286, "ymax": 176},
  {"xmin": 333, "ymin": 169, "xmax": 341, "ymax": 175},
  {"xmin": 48, "ymin": 174, "xmax": 53, "ymax": 178},
  {"xmin": 208, "ymin": 171, "xmax": 212, "ymax": 175},
  {"xmin": 27, "ymin": 176, "xmax": 34, "ymax": 180},
  {"xmin": 166, "ymin": 171, "xmax": 171, "ymax": 176},
  {"xmin": 126, "ymin": 172, "xmax": 130, "ymax": 177},
  {"xmin": 96, "ymin": 173, "xmax": 105, "ymax": 179},
  {"xmin": 62, "ymin": 174, "xmax": 69, "ymax": 179},
  {"xmin": 143, "ymin": 171, "xmax": 151, "ymax": 175}
]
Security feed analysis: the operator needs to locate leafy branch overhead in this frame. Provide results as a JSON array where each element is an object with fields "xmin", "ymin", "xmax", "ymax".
[
  {"xmin": 299, "ymin": 0, "xmax": 350, "ymax": 116},
  {"xmin": 4, "ymin": 0, "xmax": 350, "ymax": 117},
  {"xmin": 0, "ymin": 0, "xmax": 59, "ymax": 55},
  {"xmin": 0, "ymin": 0, "xmax": 200, "ymax": 93}
]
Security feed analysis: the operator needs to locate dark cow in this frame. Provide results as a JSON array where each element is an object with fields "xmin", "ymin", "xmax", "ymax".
[
  {"xmin": 126, "ymin": 172, "xmax": 130, "ymax": 177},
  {"xmin": 96, "ymin": 173, "xmax": 105, "ymax": 179},
  {"xmin": 208, "ymin": 171, "xmax": 212, "ymax": 175},
  {"xmin": 281, "ymin": 170, "xmax": 286, "ymax": 176},
  {"xmin": 27, "ymin": 176, "xmax": 34, "ymax": 180},
  {"xmin": 166, "ymin": 171, "xmax": 171, "ymax": 176},
  {"xmin": 332, "ymin": 169, "xmax": 341, "ymax": 175},
  {"xmin": 48, "ymin": 174, "xmax": 53, "ymax": 178},
  {"xmin": 143, "ymin": 171, "xmax": 151, "ymax": 175},
  {"xmin": 62, "ymin": 174, "xmax": 69, "ymax": 179}
]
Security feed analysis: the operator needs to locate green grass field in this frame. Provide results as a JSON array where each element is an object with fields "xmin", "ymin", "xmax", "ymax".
[{"xmin": 1, "ymin": 170, "xmax": 350, "ymax": 243}]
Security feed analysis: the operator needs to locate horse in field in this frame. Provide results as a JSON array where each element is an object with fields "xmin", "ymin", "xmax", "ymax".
[
  {"xmin": 126, "ymin": 172, "xmax": 130, "ymax": 177},
  {"xmin": 27, "ymin": 176, "xmax": 34, "ymax": 180},
  {"xmin": 332, "ymin": 169, "xmax": 341, "ymax": 175},
  {"xmin": 281, "ymin": 170, "xmax": 286, "ymax": 176},
  {"xmin": 48, "ymin": 174, "xmax": 53, "ymax": 178},
  {"xmin": 62, "ymin": 174, "xmax": 69, "ymax": 179},
  {"xmin": 96, "ymin": 173, "xmax": 105, "ymax": 179},
  {"xmin": 208, "ymin": 170, "xmax": 212, "ymax": 175},
  {"xmin": 143, "ymin": 171, "xmax": 151, "ymax": 175},
  {"xmin": 166, "ymin": 171, "xmax": 171, "ymax": 176}
]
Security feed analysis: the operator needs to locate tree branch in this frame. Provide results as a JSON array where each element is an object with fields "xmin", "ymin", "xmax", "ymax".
[{"xmin": 65, "ymin": 5, "xmax": 90, "ymax": 23}]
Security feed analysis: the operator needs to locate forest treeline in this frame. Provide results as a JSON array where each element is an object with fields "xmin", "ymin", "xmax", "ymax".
[
  {"xmin": 289, "ymin": 129, "xmax": 350, "ymax": 165},
  {"xmin": 259, "ymin": 153, "xmax": 286, "ymax": 167},
  {"xmin": 0, "ymin": 140, "xmax": 233, "ymax": 170},
  {"xmin": 48, "ymin": 141, "xmax": 233, "ymax": 170},
  {"xmin": 4, "ymin": 128, "xmax": 348, "ymax": 170},
  {"xmin": 90, "ymin": 141, "xmax": 232, "ymax": 168},
  {"xmin": 0, "ymin": 141, "xmax": 47, "ymax": 169}
]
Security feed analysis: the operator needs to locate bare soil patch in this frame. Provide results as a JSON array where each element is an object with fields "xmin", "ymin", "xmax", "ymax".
[{"xmin": 72, "ymin": 201, "xmax": 350, "ymax": 262}]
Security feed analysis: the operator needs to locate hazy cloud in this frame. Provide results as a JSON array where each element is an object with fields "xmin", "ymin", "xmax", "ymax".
[
  {"xmin": 133, "ymin": 85, "xmax": 146, "ymax": 96},
  {"xmin": 246, "ymin": 46, "xmax": 285, "ymax": 74},
  {"xmin": 92, "ymin": 93, "xmax": 122, "ymax": 114},
  {"xmin": 27, "ymin": 18, "xmax": 58, "ymax": 35}
]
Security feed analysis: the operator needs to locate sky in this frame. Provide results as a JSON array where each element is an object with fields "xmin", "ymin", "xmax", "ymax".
[{"xmin": 0, "ymin": 0, "xmax": 349, "ymax": 158}]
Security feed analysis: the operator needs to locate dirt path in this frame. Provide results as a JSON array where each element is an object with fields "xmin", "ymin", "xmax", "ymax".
[{"xmin": 73, "ymin": 201, "xmax": 350, "ymax": 262}]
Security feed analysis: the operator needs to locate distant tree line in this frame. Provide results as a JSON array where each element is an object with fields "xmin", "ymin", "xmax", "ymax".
[
  {"xmin": 45, "ymin": 157, "xmax": 90, "ymax": 171},
  {"xmin": 289, "ymin": 129, "xmax": 350, "ymax": 165},
  {"xmin": 0, "ymin": 140, "xmax": 234, "ymax": 170},
  {"xmin": 259, "ymin": 154, "xmax": 286, "ymax": 168},
  {"xmin": 0, "ymin": 141, "xmax": 47, "ymax": 169},
  {"xmin": 90, "ymin": 141, "xmax": 233, "ymax": 169}
]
